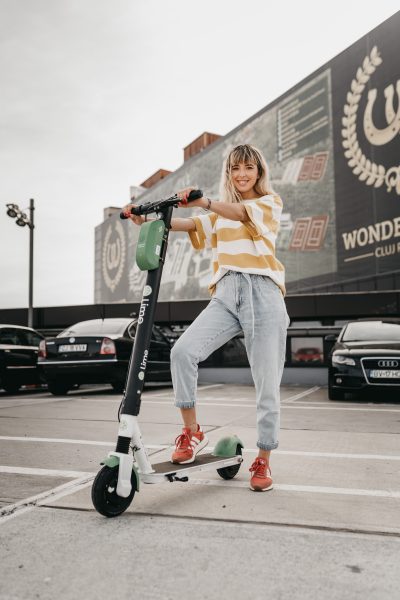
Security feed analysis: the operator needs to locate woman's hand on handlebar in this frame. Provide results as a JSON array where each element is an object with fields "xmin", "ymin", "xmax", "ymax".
[
  {"xmin": 122, "ymin": 204, "xmax": 144, "ymax": 226},
  {"xmin": 177, "ymin": 187, "xmax": 205, "ymax": 208}
]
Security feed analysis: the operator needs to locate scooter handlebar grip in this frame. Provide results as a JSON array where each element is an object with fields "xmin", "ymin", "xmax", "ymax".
[
  {"xmin": 120, "ymin": 206, "xmax": 142, "ymax": 219},
  {"xmin": 187, "ymin": 189, "xmax": 203, "ymax": 202}
]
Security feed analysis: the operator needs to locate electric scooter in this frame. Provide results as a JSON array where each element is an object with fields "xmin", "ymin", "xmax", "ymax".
[{"xmin": 91, "ymin": 190, "xmax": 244, "ymax": 517}]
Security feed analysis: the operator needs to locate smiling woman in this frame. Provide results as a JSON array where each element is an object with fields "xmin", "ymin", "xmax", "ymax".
[{"xmin": 125, "ymin": 143, "xmax": 290, "ymax": 492}]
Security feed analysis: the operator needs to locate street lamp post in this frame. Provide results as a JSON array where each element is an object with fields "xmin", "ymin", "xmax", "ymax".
[
  {"xmin": 6, "ymin": 199, "xmax": 35, "ymax": 328},
  {"xmin": 28, "ymin": 199, "xmax": 34, "ymax": 328}
]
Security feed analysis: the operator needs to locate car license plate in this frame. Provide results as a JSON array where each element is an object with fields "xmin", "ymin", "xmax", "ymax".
[
  {"xmin": 370, "ymin": 369, "xmax": 400, "ymax": 379},
  {"xmin": 58, "ymin": 344, "xmax": 87, "ymax": 352}
]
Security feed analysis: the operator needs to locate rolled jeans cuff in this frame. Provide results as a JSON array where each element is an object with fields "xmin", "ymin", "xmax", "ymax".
[
  {"xmin": 257, "ymin": 441, "xmax": 279, "ymax": 451},
  {"xmin": 174, "ymin": 400, "xmax": 196, "ymax": 409}
]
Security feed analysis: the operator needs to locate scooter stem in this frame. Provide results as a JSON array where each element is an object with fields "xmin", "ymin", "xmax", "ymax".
[{"xmin": 113, "ymin": 205, "xmax": 173, "ymax": 466}]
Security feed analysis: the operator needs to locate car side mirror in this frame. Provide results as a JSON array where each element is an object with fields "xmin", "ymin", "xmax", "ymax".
[{"xmin": 324, "ymin": 334, "xmax": 338, "ymax": 342}]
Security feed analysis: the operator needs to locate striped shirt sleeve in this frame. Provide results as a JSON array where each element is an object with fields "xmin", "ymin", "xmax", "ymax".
[
  {"xmin": 188, "ymin": 213, "xmax": 218, "ymax": 249},
  {"xmin": 242, "ymin": 194, "xmax": 283, "ymax": 239}
]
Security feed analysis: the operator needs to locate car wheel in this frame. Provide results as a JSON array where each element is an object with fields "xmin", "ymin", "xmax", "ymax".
[
  {"xmin": 2, "ymin": 381, "xmax": 21, "ymax": 395},
  {"xmin": 47, "ymin": 382, "xmax": 71, "ymax": 396}
]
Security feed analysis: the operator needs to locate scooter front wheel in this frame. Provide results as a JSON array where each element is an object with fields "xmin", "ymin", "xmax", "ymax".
[{"xmin": 91, "ymin": 465, "xmax": 136, "ymax": 517}]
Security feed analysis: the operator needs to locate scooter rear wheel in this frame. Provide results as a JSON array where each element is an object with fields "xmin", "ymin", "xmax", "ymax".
[
  {"xmin": 91, "ymin": 465, "xmax": 136, "ymax": 517},
  {"xmin": 216, "ymin": 445, "xmax": 242, "ymax": 480}
]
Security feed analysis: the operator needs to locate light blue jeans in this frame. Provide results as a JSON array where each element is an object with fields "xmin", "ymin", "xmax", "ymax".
[{"xmin": 170, "ymin": 271, "xmax": 290, "ymax": 450}]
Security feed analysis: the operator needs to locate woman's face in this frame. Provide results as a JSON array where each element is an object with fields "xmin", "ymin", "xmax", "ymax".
[{"xmin": 231, "ymin": 161, "xmax": 259, "ymax": 199}]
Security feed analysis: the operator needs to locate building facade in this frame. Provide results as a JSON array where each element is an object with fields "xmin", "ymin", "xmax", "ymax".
[{"xmin": 95, "ymin": 12, "xmax": 400, "ymax": 304}]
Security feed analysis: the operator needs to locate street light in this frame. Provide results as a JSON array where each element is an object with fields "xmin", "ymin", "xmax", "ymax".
[
  {"xmin": 5, "ymin": 199, "xmax": 35, "ymax": 328},
  {"xmin": 6, "ymin": 204, "xmax": 19, "ymax": 218}
]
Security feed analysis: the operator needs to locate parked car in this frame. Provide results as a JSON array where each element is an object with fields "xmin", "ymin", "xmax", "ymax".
[
  {"xmin": 0, "ymin": 324, "xmax": 45, "ymax": 394},
  {"xmin": 38, "ymin": 318, "xmax": 172, "ymax": 395},
  {"xmin": 293, "ymin": 347, "xmax": 323, "ymax": 363},
  {"xmin": 327, "ymin": 319, "xmax": 400, "ymax": 400}
]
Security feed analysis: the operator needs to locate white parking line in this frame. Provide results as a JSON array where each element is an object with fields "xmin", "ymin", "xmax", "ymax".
[
  {"xmin": 144, "ymin": 400, "xmax": 253, "ymax": 407},
  {"xmin": 2, "ymin": 465, "xmax": 399, "ymax": 515},
  {"xmin": 282, "ymin": 405, "xmax": 400, "ymax": 413},
  {"xmin": 282, "ymin": 386, "xmax": 321, "ymax": 402},
  {"xmin": 189, "ymin": 479, "xmax": 400, "ymax": 499},
  {"xmin": 2, "ymin": 436, "xmax": 400, "ymax": 461},
  {"xmin": 0, "ymin": 474, "xmax": 94, "ymax": 524},
  {"xmin": 0, "ymin": 436, "xmax": 115, "ymax": 446},
  {"xmin": 274, "ymin": 450, "xmax": 400, "ymax": 461},
  {"xmin": 144, "ymin": 386, "xmax": 320, "ymax": 404},
  {"xmin": 0, "ymin": 397, "xmax": 72, "ymax": 409},
  {"xmin": 141, "ymin": 400, "xmax": 400, "ymax": 413},
  {"xmin": 285, "ymin": 401, "xmax": 398, "ymax": 407},
  {"xmin": 0, "ymin": 465, "xmax": 93, "ymax": 478},
  {"xmin": 148, "ymin": 384, "xmax": 222, "ymax": 398}
]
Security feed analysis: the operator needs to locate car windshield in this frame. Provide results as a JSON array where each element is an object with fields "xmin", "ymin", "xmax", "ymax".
[
  {"xmin": 59, "ymin": 320, "xmax": 126, "ymax": 337},
  {"xmin": 342, "ymin": 321, "xmax": 400, "ymax": 342}
]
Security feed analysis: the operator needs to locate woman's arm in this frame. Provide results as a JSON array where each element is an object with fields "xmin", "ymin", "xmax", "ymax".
[
  {"xmin": 170, "ymin": 218, "xmax": 196, "ymax": 232},
  {"xmin": 176, "ymin": 190, "xmax": 248, "ymax": 222},
  {"xmin": 202, "ymin": 198, "xmax": 248, "ymax": 222},
  {"xmin": 122, "ymin": 191, "xmax": 249, "ymax": 233}
]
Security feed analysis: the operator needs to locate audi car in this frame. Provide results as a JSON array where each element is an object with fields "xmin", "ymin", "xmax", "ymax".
[
  {"xmin": 38, "ymin": 318, "xmax": 172, "ymax": 395},
  {"xmin": 0, "ymin": 324, "xmax": 45, "ymax": 394},
  {"xmin": 327, "ymin": 319, "xmax": 400, "ymax": 400}
]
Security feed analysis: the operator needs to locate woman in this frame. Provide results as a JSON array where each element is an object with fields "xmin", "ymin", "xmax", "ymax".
[{"xmin": 126, "ymin": 144, "xmax": 289, "ymax": 491}]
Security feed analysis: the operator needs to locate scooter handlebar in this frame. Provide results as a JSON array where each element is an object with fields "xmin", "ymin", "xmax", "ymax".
[{"xmin": 120, "ymin": 189, "xmax": 203, "ymax": 220}]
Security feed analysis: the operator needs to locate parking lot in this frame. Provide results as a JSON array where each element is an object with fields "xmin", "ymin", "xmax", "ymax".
[{"xmin": 1, "ymin": 382, "xmax": 400, "ymax": 599}]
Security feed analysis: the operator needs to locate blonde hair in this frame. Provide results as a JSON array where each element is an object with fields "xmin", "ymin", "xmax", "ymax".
[{"xmin": 219, "ymin": 144, "xmax": 273, "ymax": 203}]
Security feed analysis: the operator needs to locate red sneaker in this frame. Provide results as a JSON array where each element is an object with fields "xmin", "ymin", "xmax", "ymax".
[
  {"xmin": 171, "ymin": 425, "xmax": 208, "ymax": 464},
  {"xmin": 249, "ymin": 457, "xmax": 273, "ymax": 491}
]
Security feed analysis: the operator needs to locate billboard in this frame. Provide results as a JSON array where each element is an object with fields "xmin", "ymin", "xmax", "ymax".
[
  {"xmin": 95, "ymin": 12, "xmax": 400, "ymax": 304},
  {"xmin": 331, "ymin": 20, "xmax": 400, "ymax": 282}
]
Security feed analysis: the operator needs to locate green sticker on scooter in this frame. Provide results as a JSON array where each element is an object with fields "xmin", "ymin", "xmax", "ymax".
[{"xmin": 136, "ymin": 220, "xmax": 166, "ymax": 271}]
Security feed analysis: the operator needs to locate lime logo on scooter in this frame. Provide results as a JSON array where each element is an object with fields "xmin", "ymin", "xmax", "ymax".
[
  {"xmin": 143, "ymin": 285, "xmax": 152, "ymax": 297},
  {"xmin": 137, "ymin": 286, "xmax": 151, "ymax": 379},
  {"xmin": 138, "ymin": 350, "xmax": 148, "ymax": 380},
  {"xmin": 138, "ymin": 285, "xmax": 152, "ymax": 325}
]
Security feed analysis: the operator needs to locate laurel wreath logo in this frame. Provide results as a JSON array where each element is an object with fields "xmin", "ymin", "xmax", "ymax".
[
  {"xmin": 342, "ymin": 46, "xmax": 400, "ymax": 195},
  {"xmin": 102, "ymin": 220, "xmax": 126, "ymax": 293}
]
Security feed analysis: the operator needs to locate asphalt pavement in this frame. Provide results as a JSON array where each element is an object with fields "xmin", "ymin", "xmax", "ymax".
[{"xmin": 1, "ymin": 382, "xmax": 400, "ymax": 599}]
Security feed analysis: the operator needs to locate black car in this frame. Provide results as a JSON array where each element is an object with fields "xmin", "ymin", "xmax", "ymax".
[
  {"xmin": 0, "ymin": 324, "xmax": 45, "ymax": 394},
  {"xmin": 38, "ymin": 318, "xmax": 172, "ymax": 395},
  {"xmin": 327, "ymin": 319, "xmax": 400, "ymax": 400}
]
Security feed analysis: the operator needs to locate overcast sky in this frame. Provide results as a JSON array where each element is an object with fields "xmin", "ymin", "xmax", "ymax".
[{"xmin": 0, "ymin": 0, "xmax": 398, "ymax": 311}]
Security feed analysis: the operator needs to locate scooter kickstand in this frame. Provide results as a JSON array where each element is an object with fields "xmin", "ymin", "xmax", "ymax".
[{"xmin": 166, "ymin": 474, "xmax": 189, "ymax": 482}]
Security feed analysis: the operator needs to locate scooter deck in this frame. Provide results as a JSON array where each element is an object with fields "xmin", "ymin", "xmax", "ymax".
[
  {"xmin": 153, "ymin": 453, "xmax": 229, "ymax": 473},
  {"xmin": 140, "ymin": 452, "xmax": 243, "ymax": 484}
]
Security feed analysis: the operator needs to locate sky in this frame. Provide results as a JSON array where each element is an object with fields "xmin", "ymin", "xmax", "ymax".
[{"xmin": 0, "ymin": 0, "xmax": 399, "ymax": 310}]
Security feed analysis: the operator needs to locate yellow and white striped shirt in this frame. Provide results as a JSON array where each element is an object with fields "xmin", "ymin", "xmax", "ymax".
[{"xmin": 188, "ymin": 194, "xmax": 286, "ymax": 296}]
